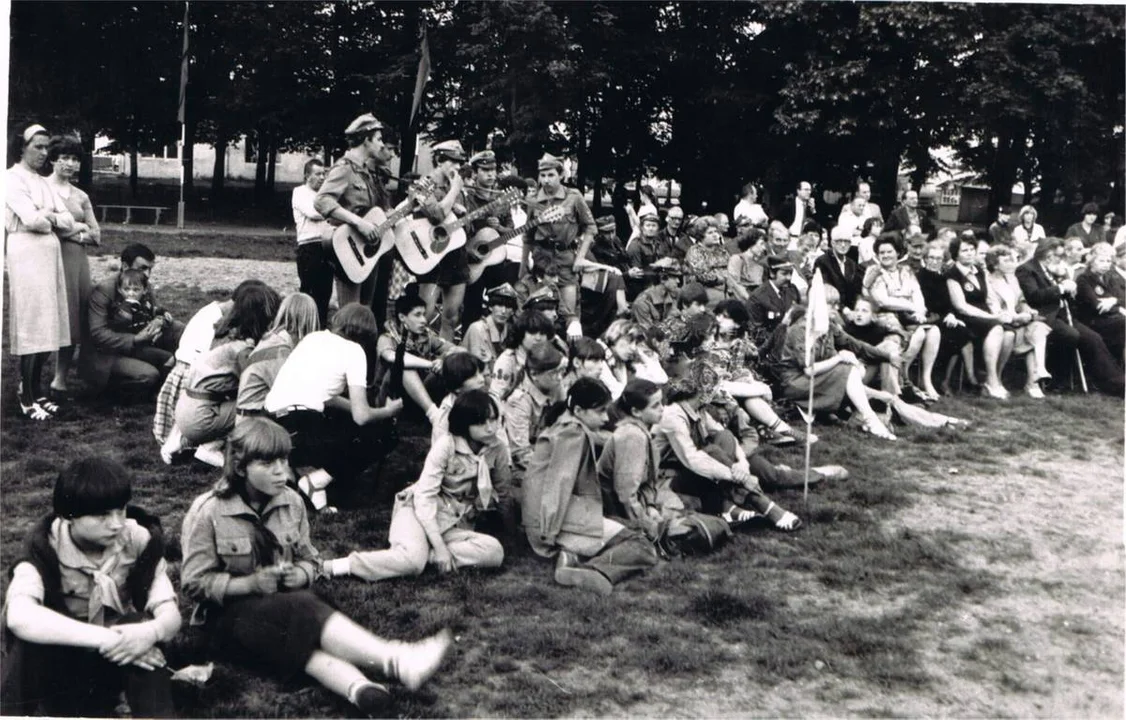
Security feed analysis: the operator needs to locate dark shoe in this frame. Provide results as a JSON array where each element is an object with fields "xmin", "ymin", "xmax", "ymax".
[
  {"xmin": 554, "ymin": 551, "xmax": 612, "ymax": 596},
  {"xmin": 351, "ymin": 681, "xmax": 390, "ymax": 715}
]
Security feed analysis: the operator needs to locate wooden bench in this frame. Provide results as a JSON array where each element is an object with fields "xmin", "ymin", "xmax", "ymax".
[{"xmin": 98, "ymin": 204, "xmax": 170, "ymax": 226}]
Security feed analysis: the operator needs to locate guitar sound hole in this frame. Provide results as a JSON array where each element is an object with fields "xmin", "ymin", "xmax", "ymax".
[
  {"xmin": 363, "ymin": 244, "xmax": 378, "ymax": 258},
  {"xmin": 430, "ymin": 227, "xmax": 449, "ymax": 253}
]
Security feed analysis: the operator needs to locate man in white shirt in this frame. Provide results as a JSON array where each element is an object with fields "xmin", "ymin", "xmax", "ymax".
[
  {"xmin": 855, "ymin": 181, "xmax": 883, "ymax": 222},
  {"xmin": 292, "ymin": 158, "xmax": 332, "ymax": 325}
]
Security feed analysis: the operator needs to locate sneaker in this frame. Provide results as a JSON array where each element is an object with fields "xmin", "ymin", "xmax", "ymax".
[
  {"xmin": 159, "ymin": 427, "xmax": 185, "ymax": 465},
  {"xmin": 350, "ymin": 681, "xmax": 390, "ymax": 714},
  {"xmin": 1026, "ymin": 384, "xmax": 1045, "ymax": 399},
  {"xmin": 554, "ymin": 551, "xmax": 612, "ymax": 596},
  {"xmin": 395, "ymin": 629, "xmax": 453, "ymax": 691}
]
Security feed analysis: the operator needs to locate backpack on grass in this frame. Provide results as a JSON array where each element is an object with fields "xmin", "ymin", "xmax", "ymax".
[{"xmin": 655, "ymin": 512, "xmax": 732, "ymax": 559}]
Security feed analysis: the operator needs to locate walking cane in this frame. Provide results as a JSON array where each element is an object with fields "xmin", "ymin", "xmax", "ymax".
[{"xmin": 1061, "ymin": 298, "xmax": 1089, "ymax": 393}]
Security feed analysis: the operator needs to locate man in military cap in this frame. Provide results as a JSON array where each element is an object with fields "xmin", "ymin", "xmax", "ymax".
[
  {"xmin": 414, "ymin": 139, "xmax": 472, "ymax": 341},
  {"xmin": 461, "ymin": 149, "xmax": 516, "ymax": 327},
  {"xmin": 524, "ymin": 153, "xmax": 597, "ymax": 338},
  {"xmin": 632, "ymin": 257, "xmax": 682, "ymax": 330},
  {"xmin": 624, "ymin": 207, "xmax": 668, "ymax": 300},
  {"xmin": 461, "ymin": 282, "xmax": 518, "ymax": 373},
  {"xmin": 315, "ymin": 112, "xmax": 397, "ymax": 308}
]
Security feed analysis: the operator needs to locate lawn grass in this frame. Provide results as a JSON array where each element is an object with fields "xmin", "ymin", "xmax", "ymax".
[{"xmin": 1, "ymin": 270, "xmax": 1122, "ymax": 717}]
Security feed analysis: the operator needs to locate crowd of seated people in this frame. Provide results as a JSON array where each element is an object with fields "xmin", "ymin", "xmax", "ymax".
[{"xmin": 6, "ymin": 120, "xmax": 1124, "ymax": 717}]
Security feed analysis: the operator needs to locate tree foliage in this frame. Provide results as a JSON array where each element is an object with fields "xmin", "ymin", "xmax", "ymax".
[{"xmin": 8, "ymin": 1, "xmax": 1123, "ymax": 215}]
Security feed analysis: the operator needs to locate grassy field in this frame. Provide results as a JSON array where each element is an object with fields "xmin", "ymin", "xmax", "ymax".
[{"xmin": 1, "ymin": 240, "xmax": 1123, "ymax": 717}]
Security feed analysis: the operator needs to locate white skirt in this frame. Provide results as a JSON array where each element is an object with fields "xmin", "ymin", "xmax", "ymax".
[{"xmin": 6, "ymin": 230, "xmax": 70, "ymax": 354}]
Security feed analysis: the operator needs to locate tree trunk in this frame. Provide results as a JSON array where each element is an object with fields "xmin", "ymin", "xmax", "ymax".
[
  {"xmin": 211, "ymin": 132, "xmax": 227, "ymax": 200},
  {"xmin": 78, "ymin": 131, "xmax": 95, "ymax": 191},
  {"xmin": 266, "ymin": 141, "xmax": 277, "ymax": 193},
  {"xmin": 254, "ymin": 132, "xmax": 268, "ymax": 203},
  {"xmin": 183, "ymin": 118, "xmax": 195, "ymax": 196},
  {"xmin": 592, "ymin": 176, "xmax": 603, "ymax": 215},
  {"xmin": 129, "ymin": 146, "xmax": 139, "ymax": 199}
]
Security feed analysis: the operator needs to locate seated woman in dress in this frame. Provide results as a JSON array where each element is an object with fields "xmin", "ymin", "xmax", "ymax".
[
  {"xmin": 772, "ymin": 288, "xmax": 898, "ymax": 440},
  {"xmin": 264, "ymin": 303, "xmax": 404, "ymax": 511},
  {"xmin": 180, "ymin": 418, "xmax": 451, "ymax": 714},
  {"xmin": 683, "ymin": 216, "xmax": 730, "ymax": 305},
  {"xmin": 984, "ymin": 245, "xmax": 1053, "ymax": 398},
  {"xmin": 174, "ymin": 283, "xmax": 281, "ymax": 466},
  {"xmin": 726, "ymin": 227, "xmax": 768, "ymax": 302},
  {"xmin": 321, "ymin": 390, "xmax": 512, "ymax": 582},
  {"xmin": 944, "ymin": 235, "xmax": 1010, "ymax": 399},
  {"xmin": 863, "ymin": 236, "xmax": 941, "ymax": 401},
  {"xmin": 916, "ymin": 241, "xmax": 975, "ymax": 395},
  {"xmin": 842, "ymin": 296, "xmax": 906, "ymax": 397},
  {"xmin": 600, "ymin": 319, "xmax": 668, "ymax": 398},
  {"xmin": 522, "ymin": 378, "xmax": 658, "ymax": 596}
]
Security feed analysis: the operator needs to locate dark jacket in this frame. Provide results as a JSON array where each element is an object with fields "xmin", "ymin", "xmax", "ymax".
[
  {"xmin": 747, "ymin": 281, "xmax": 801, "ymax": 349},
  {"xmin": 1015, "ymin": 258, "xmax": 1066, "ymax": 324},
  {"xmin": 813, "ymin": 252, "xmax": 863, "ymax": 311},
  {"xmin": 1076, "ymin": 269, "xmax": 1126, "ymax": 325}
]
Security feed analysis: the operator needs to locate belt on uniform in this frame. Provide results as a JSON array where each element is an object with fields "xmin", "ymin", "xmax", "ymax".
[
  {"xmin": 269, "ymin": 405, "xmax": 316, "ymax": 419},
  {"xmin": 236, "ymin": 407, "xmax": 265, "ymax": 417},
  {"xmin": 184, "ymin": 388, "xmax": 236, "ymax": 402},
  {"xmin": 535, "ymin": 241, "xmax": 576, "ymax": 252}
]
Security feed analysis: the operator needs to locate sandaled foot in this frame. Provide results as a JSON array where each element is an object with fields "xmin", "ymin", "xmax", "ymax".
[
  {"xmin": 982, "ymin": 383, "xmax": 1010, "ymax": 400},
  {"xmin": 1025, "ymin": 384, "xmax": 1045, "ymax": 399},
  {"xmin": 720, "ymin": 504, "xmax": 759, "ymax": 525},
  {"xmin": 299, "ymin": 470, "xmax": 338, "ymax": 513},
  {"xmin": 34, "ymin": 397, "xmax": 60, "ymax": 415},
  {"xmin": 763, "ymin": 502, "xmax": 802, "ymax": 532},
  {"xmin": 19, "ymin": 400, "xmax": 51, "ymax": 422}
]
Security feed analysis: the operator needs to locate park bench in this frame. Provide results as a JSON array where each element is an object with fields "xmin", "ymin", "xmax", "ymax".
[{"xmin": 98, "ymin": 204, "xmax": 170, "ymax": 226}]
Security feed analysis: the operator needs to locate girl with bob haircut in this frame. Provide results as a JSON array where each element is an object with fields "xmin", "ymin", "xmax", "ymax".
[
  {"xmin": 174, "ymin": 283, "xmax": 282, "ymax": 463},
  {"xmin": 236, "ymin": 292, "xmax": 320, "ymax": 420},
  {"xmin": 321, "ymin": 389, "xmax": 511, "ymax": 581},
  {"xmin": 3, "ymin": 457, "xmax": 181, "ymax": 717},
  {"xmin": 597, "ymin": 378, "xmax": 685, "ymax": 540},
  {"xmin": 523, "ymin": 378, "xmax": 658, "ymax": 596},
  {"xmin": 264, "ymin": 303, "xmax": 403, "ymax": 511},
  {"xmin": 180, "ymin": 418, "xmax": 451, "ymax": 713},
  {"xmin": 490, "ymin": 308, "xmax": 555, "ymax": 400},
  {"xmin": 430, "ymin": 350, "xmax": 490, "ymax": 442}
]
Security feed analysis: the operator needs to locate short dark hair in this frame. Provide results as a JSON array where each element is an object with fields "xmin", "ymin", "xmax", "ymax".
[
  {"xmin": 714, "ymin": 299, "xmax": 750, "ymax": 331},
  {"xmin": 330, "ymin": 302, "xmax": 379, "ymax": 345},
  {"xmin": 121, "ymin": 243, "xmax": 155, "ymax": 268},
  {"xmin": 567, "ymin": 377, "xmax": 613, "ymax": 411},
  {"xmin": 1032, "ymin": 236, "xmax": 1065, "ymax": 262},
  {"xmin": 303, "ymin": 158, "xmax": 324, "ymax": 178},
  {"xmin": 498, "ymin": 175, "xmax": 527, "ymax": 191},
  {"xmin": 873, "ymin": 235, "xmax": 900, "ymax": 256},
  {"xmin": 678, "ymin": 282, "xmax": 709, "ymax": 309},
  {"xmin": 1081, "ymin": 202, "xmax": 1100, "ymax": 216},
  {"xmin": 394, "ymin": 292, "xmax": 427, "ymax": 321},
  {"xmin": 53, "ymin": 457, "xmax": 132, "ymax": 519},
  {"xmin": 617, "ymin": 378, "xmax": 661, "ymax": 418},
  {"xmin": 441, "ymin": 351, "xmax": 484, "ymax": 391},
  {"xmin": 567, "ymin": 337, "xmax": 606, "ymax": 373},
  {"xmin": 447, "ymin": 389, "xmax": 499, "ymax": 440},
  {"xmin": 507, "ymin": 309, "xmax": 555, "ymax": 349},
  {"xmin": 736, "ymin": 227, "xmax": 766, "ymax": 252},
  {"xmin": 861, "ymin": 217, "xmax": 882, "ymax": 237},
  {"xmin": 47, "ymin": 135, "xmax": 83, "ymax": 163}
]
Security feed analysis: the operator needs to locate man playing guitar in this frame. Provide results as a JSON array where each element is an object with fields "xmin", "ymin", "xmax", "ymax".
[
  {"xmin": 524, "ymin": 153, "xmax": 598, "ymax": 338},
  {"xmin": 416, "ymin": 140, "xmax": 470, "ymax": 341},
  {"xmin": 314, "ymin": 113, "xmax": 397, "ymax": 309},
  {"xmin": 461, "ymin": 150, "xmax": 515, "ymax": 326}
]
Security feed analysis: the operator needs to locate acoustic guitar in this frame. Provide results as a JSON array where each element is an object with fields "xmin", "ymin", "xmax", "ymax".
[
  {"xmin": 393, "ymin": 188, "xmax": 521, "ymax": 276},
  {"xmin": 465, "ymin": 205, "xmax": 567, "ymax": 285},
  {"xmin": 325, "ymin": 178, "xmax": 435, "ymax": 284}
]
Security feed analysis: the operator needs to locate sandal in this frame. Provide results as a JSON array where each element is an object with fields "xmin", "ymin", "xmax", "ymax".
[
  {"xmin": 35, "ymin": 397, "xmax": 61, "ymax": 415},
  {"xmin": 763, "ymin": 502, "xmax": 802, "ymax": 532},
  {"xmin": 720, "ymin": 505, "xmax": 759, "ymax": 526},
  {"xmin": 19, "ymin": 400, "xmax": 51, "ymax": 421},
  {"xmin": 298, "ymin": 471, "xmax": 338, "ymax": 514}
]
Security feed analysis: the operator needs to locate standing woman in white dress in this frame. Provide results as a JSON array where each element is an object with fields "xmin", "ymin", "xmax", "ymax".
[
  {"xmin": 5, "ymin": 124, "xmax": 75, "ymax": 420},
  {"xmin": 45, "ymin": 134, "xmax": 100, "ymax": 398}
]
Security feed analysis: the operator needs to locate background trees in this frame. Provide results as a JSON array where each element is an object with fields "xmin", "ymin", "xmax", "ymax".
[{"xmin": 8, "ymin": 1, "xmax": 1123, "ymax": 221}]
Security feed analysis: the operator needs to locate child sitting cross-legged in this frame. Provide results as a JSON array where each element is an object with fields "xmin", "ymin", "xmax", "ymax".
[
  {"xmin": 180, "ymin": 417, "xmax": 451, "ymax": 714},
  {"xmin": 322, "ymin": 390, "xmax": 514, "ymax": 581},
  {"xmin": 2, "ymin": 457, "xmax": 181, "ymax": 717}
]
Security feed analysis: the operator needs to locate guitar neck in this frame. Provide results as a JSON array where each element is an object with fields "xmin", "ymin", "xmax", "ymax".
[
  {"xmin": 450, "ymin": 194, "xmax": 516, "ymax": 231},
  {"xmin": 375, "ymin": 198, "xmax": 420, "ymax": 234}
]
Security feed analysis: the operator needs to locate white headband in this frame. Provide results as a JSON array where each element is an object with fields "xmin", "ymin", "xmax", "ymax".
[{"xmin": 22, "ymin": 124, "xmax": 47, "ymax": 143}]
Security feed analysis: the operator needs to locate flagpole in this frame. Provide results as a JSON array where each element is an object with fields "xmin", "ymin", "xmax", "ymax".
[
  {"xmin": 176, "ymin": 1, "xmax": 190, "ymax": 229},
  {"xmin": 802, "ymin": 269, "xmax": 829, "ymax": 506}
]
